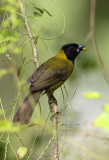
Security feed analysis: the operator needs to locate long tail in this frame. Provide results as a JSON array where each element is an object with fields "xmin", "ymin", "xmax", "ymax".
[{"xmin": 13, "ymin": 91, "xmax": 42, "ymax": 125}]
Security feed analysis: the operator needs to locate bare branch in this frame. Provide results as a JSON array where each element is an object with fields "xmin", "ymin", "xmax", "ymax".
[
  {"xmin": 50, "ymin": 102, "xmax": 59, "ymax": 160},
  {"xmin": 18, "ymin": 0, "xmax": 39, "ymax": 67},
  {"xmin": 90, "ymin": 0, "xmax": 109, "ymax": 84},
  {"xmin": 0, "ymin": 41, "xmax": 8, "ymax": 45}
]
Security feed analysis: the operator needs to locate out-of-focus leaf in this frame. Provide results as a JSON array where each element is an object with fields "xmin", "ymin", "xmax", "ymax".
[
  {"xmin": 12, "ymin": 19, "xmax": 23, "ymax": 30},
  {"xmin": 83, "ymin": 91, "xmax": 102, "ymax": 99},
  {"xmin": 43, "ymin": 8, "xmax": 52, "ymax": 17},
  {"xmin": 0, "ymin": 45, "xmax": 7, "ymax": 53},
  {"xmin": 0, "ymin": 29, "xmax": 19, "ymax": 53},
  {"xmin": 104, "ymin": 104, "xmax": 109, "ymax": 114},
  {"xmin": 33, "ymin": 12, "xmax": 42, "ymax": 17},
  {"xmin": 11, "ymin": 30, "xmax": 19, "ymax": 41},
  {"xmin": 0, "ymin": 29, "xmax": 19, "ymax": 42},
  {"xmin": 0, "ymin": 69, "xmax": 11, "ymax": 79},
  {"xmin": 0, "ymin": 40, "xmax": 9, "ymax": 53},
  {"xmin": 0, "ymin": 120, "xmax": 21, "ymax": 132},
  {"xmin": 94, "ymin": 112, "xmax": 109, "ymax": 131},
  {"xmin": 0, "ymin": 9, "xmax": 6, "ymax": 14},
  {"xmin": 34, "ymin": 7, "xmax": 52, "ymax": 17},
  {"xmin": 94, "ymin": 105, "xmax": 109, "ymax": 131},
  {"xmin": 34, "ymin": 7, "xmax": 44, "ymax": 14},
  {"xmin": 33, "ymin": 8, "xmax": 52, "ymax": 18},
  {"xmin": 17, "ymin": 147, "xmax": 27, "ymax": 159}
]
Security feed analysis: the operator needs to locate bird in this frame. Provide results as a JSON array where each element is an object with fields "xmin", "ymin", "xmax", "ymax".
[{"xmin": 13, "ymin": 43, "xmax": 87, "ymax": 125}]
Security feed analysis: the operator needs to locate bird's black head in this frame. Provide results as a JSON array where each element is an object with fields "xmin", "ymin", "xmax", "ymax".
[{"xmin": 62, "ymin": 43, "xmax": 86, "ymax": 62}]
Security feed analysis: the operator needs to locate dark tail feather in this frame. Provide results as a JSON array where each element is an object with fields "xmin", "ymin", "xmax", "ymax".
[{"xmin": 13, "ymin": 91, "xmax": 42, "ymax": 125}]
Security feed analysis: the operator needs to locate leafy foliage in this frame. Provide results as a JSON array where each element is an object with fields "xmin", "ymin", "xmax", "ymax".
[
  {"xmin": 0, "ymin": 120, "xmax": 22, "ymax": 132},
  {"xmin": 94, "ymin": 104, "xmax": 109, "ymax": 131},
  {"xmin": 83, "ymin": 91, "xmax": 102, "ymax": 99},
  {"xmin": 0, "ymin": 0, "xmax": 21, "ymax": 54}
]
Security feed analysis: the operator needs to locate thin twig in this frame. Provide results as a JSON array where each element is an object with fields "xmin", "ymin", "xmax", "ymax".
[
  {"xmin": 50, "ymin": 102, "xmax": 59, "ymax": 160},
  {"xmin": 90, "ymin": 0, "xmax": 109, "ymax": 84},
  {"xmin": 18, "ymin": 0, "xmax": 39, "ymax": 67},
  {"xmin": 0, "ymin": 41, "xmax": 8, "ymax": 45}
]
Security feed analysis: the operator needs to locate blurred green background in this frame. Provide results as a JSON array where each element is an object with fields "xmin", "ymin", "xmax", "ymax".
[{"xmin": 0, "ymin": 0, "xmax": 109, "ymax": 159}]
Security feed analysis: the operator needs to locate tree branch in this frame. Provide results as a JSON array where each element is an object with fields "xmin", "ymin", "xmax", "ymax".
[
  {"xmin": 18, "ymin": 0, "xmax": 39, "ymax": 67},
  {"xmin": 48, "ymin": 94, "xmax": 59, "ymax": 160},
  {"xmin": 50, "ymin": 102, "xmax": 59, "ymax": 160},
  {"xmin": 90, "ymin": 0, "xmax": 109, "ymax": 84}
]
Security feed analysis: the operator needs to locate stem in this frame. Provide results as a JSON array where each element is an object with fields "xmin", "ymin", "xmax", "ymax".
[
  {"xmin": 90, "ymin": 0, "xmax": 109, "ymax": 84},
  {"xmin": 0, "ymin": 41, "xmax": 8, "ymax": 45},
  {"xmin": 18, "ymin": 0, "xmax": 39, "ymax": 67},
  {"xmin": 50, "ymin": 102, "xmax": 59, "ymax": 160}
]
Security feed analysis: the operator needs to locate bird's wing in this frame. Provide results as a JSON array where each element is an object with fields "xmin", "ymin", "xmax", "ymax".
[
  {"xmin": 27, "ymin": 63, "xmax": 47, "ymax": 83},
  {"xmin": 28, "ymin": 58, "xmax": 71, "ymax": 92}
]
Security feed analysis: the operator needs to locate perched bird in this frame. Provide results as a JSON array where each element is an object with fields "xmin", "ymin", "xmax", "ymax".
[{"xmin": 13, "ymin": 43, "xmax": 87, "ymax": 125}]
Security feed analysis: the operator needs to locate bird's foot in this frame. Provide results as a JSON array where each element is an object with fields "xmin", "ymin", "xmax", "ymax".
[{"xmin": 48, "ymin": 95, "xmax": 57, "ymax": 105}]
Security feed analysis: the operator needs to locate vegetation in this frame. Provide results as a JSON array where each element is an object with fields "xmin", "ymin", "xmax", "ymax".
[{"xmin": 0, "ymin": 0, "xmax": 109, "ymax": 159}]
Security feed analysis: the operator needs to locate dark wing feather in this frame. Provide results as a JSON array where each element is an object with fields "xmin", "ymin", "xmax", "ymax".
[
  {"xmin": 27, "ymin": 64, "xmax": 47, "ymax": 83},
  {"xmin": 29, "ymin": 58, "xmax": 70, "ymax": 92}
]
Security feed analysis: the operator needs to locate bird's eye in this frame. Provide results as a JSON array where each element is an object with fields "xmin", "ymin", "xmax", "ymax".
[{"xmin": 70, "ymin": 46, "xmax": 75, "ymax": 50}]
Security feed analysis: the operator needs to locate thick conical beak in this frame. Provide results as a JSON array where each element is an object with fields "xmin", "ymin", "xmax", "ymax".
[
  {"xmin": 82, "ymin": 47, "xmax": 87, "ymax": 51},
  {"xmin": 78, "ymin": 45, "xmax": 87, "ymax": 51}
]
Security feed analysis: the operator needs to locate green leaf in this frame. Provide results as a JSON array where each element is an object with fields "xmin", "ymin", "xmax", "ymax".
[
  {"xmin": 83, "ymin": 91, "xmax": 102, "ymax": 99},
  {"xmin": 17, "ymin": 147, "xmax": 27, "ymax": 159},
  {"xmin": 12, "ymin": 19, "xmax": 23, "ymax": 30},
  {"xmin": 33, "ymin": 12, "xmax": 42, "ymax": 17},
  {"xmin": 0, "ymin": 41, "xmax": 9, "ymax": 53},
  {"xmin": 94, "ymin": 112, "xmax": 109, "ymax": 130},
  {"xmin": 0, "ymin": 29, "xmax": 19, "ymax": 53},
  {"xmin": 0, "ymin": 120, "xmax": 21, "ymax": 132},
  {"xmin": 94, "ymin": 104, "xmax": 109, "ymax": 131},
  {"xmin": 0, "ymin": 29, "xmax": 19, "ymax": 42},
  {"xmin": 104, "ymin": 104, "xmax": 109, "ymax": 114},
  {"xmin": 34, "ymin": 7, "xmax": 44, "ymax": 14},
  {"xmin": 0, "ymin": 8, "xmax": 6, "ymax": 14},
  {"xmin": 43, "ymin": 8, "xmax": 52, "ymax": 17},
  {"xmin": 11, "ymin": 30, "xmax": 19, "ymax": 41}
]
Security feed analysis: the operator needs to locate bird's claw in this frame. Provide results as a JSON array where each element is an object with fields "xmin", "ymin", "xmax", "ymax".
[
  {"xmin": 48, "ymin": 95, "xmax": 57, "ymax": 105},
  {"xmin": 49, "ymin": 99, "xmax": 57, "ymax": 105}
]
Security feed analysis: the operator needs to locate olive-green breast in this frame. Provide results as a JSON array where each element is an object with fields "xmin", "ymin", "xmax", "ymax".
[{"xmin": 45, "ymin": 50, "xmax": 74, "ymax": 93}]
